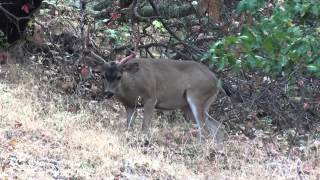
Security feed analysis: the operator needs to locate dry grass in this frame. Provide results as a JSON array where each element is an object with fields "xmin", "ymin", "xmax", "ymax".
[{"xmin": 0, "ymin": 63, "xmax": 319, "ymax": 180}]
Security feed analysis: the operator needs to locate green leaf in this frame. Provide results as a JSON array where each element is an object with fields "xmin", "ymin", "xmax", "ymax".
[
  {"xmin": 262, "ymin": 37, "xmax": 274, "ymax": 53},
  {"xmin": 311, "ymin": 5, "xmax": 320, "ymax": 16},
  {"xmin": 152, "ymin": 20, "xmax": 165, "ymax": 33},
  {"xmin": 226, "ymin": 53, "xmax": 237, "ymax": 65},
  {"xmin": 225, "ymin": 36, "xmax": 238, "ymax": 45},
  {"xmin": 274, "ymin": 31, "xmax": 288, "ymax": 41},
  {"xmin": 236, "ymin": 0, "xmax": 266, "ymax": 14},
  {"xmin": 247, "ymin": 55, "xmax": 257, "ymax": 68},
  {"xmin": 280, "ymin": 56, "xmax": 288, "ymax": 67},
  {"xmin": 218, "ymin": 57, "xmax": 226, "ymax": 70},
  {"xmin": 307, "ymin": 64, "xmax": 319, "ymax": 72}
]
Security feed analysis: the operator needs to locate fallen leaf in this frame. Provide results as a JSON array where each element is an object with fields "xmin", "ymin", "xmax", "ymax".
[
  {"xmin": 1, "ymin": 160, "xmax": 10, "ymax": 172},
  {"xmin": 21, "ymin": 3, "xmax": 30, "ymax": 14},
  {"xmin": 14, "ymin": 121, "xmax": 22, "ymax": 128},
  {"xmin": 0, "ymin": 51, "xmax": 8, "ymax": 65},
  {"xmin": 9, "ymin": 139, "xmax": 18, "ymax": 147},
  {"xmin": 80, "ymin": 66, "xmax": 90, "ymax": 79},
  {"xmin": 111, "ymin": 12, "xmax": 122, "ymax": 20},
  {"xmin": 191, "ymin": 25, "xmax": 201, "ymax": 32}
]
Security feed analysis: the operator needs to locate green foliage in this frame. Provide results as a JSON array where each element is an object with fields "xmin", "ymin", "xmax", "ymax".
[
  {"xmin": 206, "ymin": 0, "xmax": 320, "ymax": 77},
  {"xmin": 152, "ymin": 20, "xmax": 166, "ymax": 33},
  {"xmin": 104, "ymin": 26, "xmax": 131, "ymax": 45},
  {"xmin": 237, "ymin": 0, "xmax": 266, "ymax": 15}
]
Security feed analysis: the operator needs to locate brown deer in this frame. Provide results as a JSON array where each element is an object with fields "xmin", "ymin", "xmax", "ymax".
[{"xmin": 98, "ymin": 56, "xmax": 225, "ymax": 143}]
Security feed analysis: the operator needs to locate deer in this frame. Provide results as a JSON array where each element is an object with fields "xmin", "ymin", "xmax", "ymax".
[{"xmin": 97, "ymin": 54, "xmax": 226, "ymax": 143}]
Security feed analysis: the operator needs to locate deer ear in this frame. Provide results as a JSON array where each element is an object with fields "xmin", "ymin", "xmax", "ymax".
[
  {"xmin": 121, "ymin": 62, "xmax": 139, "ymax": 73},
  {"xmin": 92, "ymin": 63, "xmax": 107, "ymax": 73}
]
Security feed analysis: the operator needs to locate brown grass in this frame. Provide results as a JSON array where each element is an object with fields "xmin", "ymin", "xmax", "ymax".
[{"xmin": 0, "ymin": 63, "xmax": 319, "ymax": 180}]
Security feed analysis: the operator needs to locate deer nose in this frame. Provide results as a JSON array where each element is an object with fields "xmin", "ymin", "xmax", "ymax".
[{"xmin": 104, "ymin": 91, "xmax": 114, "ymax": 99}]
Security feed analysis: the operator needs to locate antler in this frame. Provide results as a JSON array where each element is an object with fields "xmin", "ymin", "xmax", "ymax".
[{"xmin": 117, "ymin": 53, "xmax": 136, "ymax": 64}]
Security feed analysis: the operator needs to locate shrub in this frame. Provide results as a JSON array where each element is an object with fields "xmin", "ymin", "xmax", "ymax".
[{"xmin": 205, "ymin": 0, "xmax": 320, "ymax": 77}]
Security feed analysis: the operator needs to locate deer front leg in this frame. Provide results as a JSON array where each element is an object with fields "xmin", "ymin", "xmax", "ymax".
[
  {"xmin": 142, "ymin": 99, "xmax": 156, "ymax": 132},
  {"xmin": 125, "ymin": 106, "xmax": 137, "ymax": 129}
]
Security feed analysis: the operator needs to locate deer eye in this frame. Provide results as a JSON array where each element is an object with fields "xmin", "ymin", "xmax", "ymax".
[{"xmin": 116, "ymin": 76, "xmax": 122, "ymax": 80}]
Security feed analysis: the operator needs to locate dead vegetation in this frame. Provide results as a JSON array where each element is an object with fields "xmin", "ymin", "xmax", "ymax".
[{"xmin": 0, "ymin": 59, "xmax": 319, "ymax": 179}]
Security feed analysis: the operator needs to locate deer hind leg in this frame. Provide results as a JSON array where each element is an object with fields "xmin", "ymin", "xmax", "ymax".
[
  {"xmin": 182, "ymin": 106, "xmax": 195, "ymax": 123},
  {"xmin": 204, "ymin": 92, "xmax": 225, "ymax": 144},
  {"xmin": 142, "ymin": 98, "xmax": 156, "ymax": 132},
  {"xmin": 186, "ymin": 92, "xmax": 206, "ymax": 142}
]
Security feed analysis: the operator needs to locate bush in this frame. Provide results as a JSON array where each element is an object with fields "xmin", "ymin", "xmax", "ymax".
[{"xmin": 205, "ymin": 0, "xmax": 320, "ymax": 77}]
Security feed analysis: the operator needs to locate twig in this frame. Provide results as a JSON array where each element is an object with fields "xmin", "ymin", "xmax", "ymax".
[
  {"xmin": 80, "ymin": 0, "xmax": 87, "ymax": 51},
  {"xmin": 88, "ymin": 51, "xmax": 107, "ymax": 63},
  {"xmin": 109, "ymin": 42, "xmax": 190, "ymax": 60},
  {"xmin": 0, "ymin": 4, "xmax": 31, "ymax": 38},
  {"xmin": 146, "ymin": 0, "xmax": 203, "ymax": 59}
]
